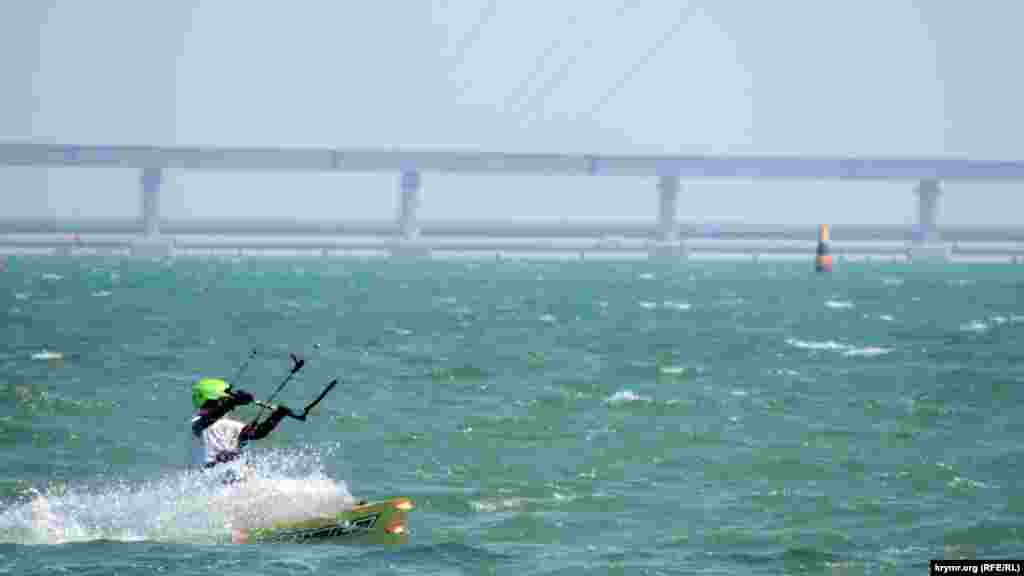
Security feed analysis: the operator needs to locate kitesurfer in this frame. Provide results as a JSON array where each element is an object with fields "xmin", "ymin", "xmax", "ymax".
[{"xmin": 190, "ymin": 377, "xmax": 294, "ymax": 484}]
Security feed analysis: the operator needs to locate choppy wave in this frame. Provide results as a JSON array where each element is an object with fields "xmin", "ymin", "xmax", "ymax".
[
  {"xmin": 469, "ymin": 491, "xmax": 576, "ymax": 513},
  {"xmin": 825, "ymin": 300, "xmax": 854, "ymax": 309},
  {"xmin": 958, "ymin": 315, "xmax": 1023, "ymax": 333},
  {"xmin": 785, "ymin": 338, "xmax": 891, "ymax": 357},
  {"xmin": 658, "ymin": 365, "xmax": 688, "ymax": 376},
  {"xmin": 604, "ymin": 390, "xmax": 654, "ymax": 405},
  {"xmin": 960, "ymin": 320, "xmax": 989, "ymax": 333}
]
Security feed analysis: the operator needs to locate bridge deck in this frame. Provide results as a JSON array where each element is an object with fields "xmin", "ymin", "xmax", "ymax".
[{"xmin": 3, "ymin": 142, "xmax": 1024, "ymax": 180}]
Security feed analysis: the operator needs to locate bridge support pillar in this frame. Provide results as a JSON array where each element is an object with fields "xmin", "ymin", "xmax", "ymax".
[
  {"xmin": 650, "ymin": 175, "xmax": 687, "ymax": 260},
  {"xmin": 392, "ymin": 170, "xmax": 430, "ymax": 258},
  {"xmin": 131, "ymin": 167, "xmax": 175, "ymax": 258},
  {"xmin": 908, "ymin": 179, "xmax": 950, "ymax": 262}
]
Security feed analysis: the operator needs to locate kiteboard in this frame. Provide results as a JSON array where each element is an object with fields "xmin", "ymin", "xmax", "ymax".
[{"xmin": 246, "ymin": 497, "xmax": 414, "ymax": 544}]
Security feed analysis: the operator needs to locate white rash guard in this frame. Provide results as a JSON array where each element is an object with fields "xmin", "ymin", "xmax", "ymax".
[{"xmin": 191, "ymin": 416, "xmax": 246, "ymax": 468}]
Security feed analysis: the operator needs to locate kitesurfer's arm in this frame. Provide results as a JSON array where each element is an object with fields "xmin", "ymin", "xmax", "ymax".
[
  {"xmin": 191, "ymin": 389, "xmax": 255, "ymax": 436},
  {"xmin": 240, "ymin": 406, "xmax": 292, "ymax": 442}
]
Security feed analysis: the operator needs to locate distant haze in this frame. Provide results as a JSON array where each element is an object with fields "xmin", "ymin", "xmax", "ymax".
[{"xmin": 1, "ymin": 2, "xmax": 1022, "ymax": 225}]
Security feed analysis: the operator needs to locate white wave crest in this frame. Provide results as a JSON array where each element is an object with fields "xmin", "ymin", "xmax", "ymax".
[
  {"xmin": 960, "ymin": 321, "xmax": 988, "ymax": 333},
  {"xmin": 658, "ymin": 365, "xmax": 688, "ymax": 376},
  {"xmin": 786, "ymin": 338, "xmax": 890, "ymax": 358},
  {"xmin": 605, "ymin": 389, "xmax": 651, "ymax": 405},
  {"xmin": 842, "ymin": 347, "xmax": 891, "ymax": 358},
  {"xmin": 785, "ymin": 338, "xmax": 849, "ymax": 351}
]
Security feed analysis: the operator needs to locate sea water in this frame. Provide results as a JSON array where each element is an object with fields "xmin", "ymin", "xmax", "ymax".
[{"xmin": 1, "ymin": 256, "xmax": 1022, "ymax": 574}]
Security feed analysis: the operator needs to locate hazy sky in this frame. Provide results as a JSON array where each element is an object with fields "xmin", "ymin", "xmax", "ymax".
[{"xmin": 2, "ymin": 1, "xmax": 1022, "ymax": 225}]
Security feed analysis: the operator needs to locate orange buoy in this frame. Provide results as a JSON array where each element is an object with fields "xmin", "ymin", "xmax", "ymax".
[{"xmin": 815, "ymin": 224, "xmax": 832, "ymax": 273}]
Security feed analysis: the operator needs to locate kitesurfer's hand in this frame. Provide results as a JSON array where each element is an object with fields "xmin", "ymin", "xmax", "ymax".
[
  {"xmin": 230, "ymin": 389, "xmax": 254, "ymax": 405},
  {"xmin": 272, "ymin": 405, "xmax": 295, "ymax": 419}
]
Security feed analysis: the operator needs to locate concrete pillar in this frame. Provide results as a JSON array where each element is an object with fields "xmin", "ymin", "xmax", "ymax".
[
  {"xmin": 131, "ymin": 167, "xmax": 175, "ymax": 258},
  {"xmin": 650, "ymin": 175, "xmax": 686, "ymax": 260},
  {"xmin": 398, "ymin": 170, "xmax": 421, "ymax": 240},
  {"xmin": 658, "ymin": 175, "xmax": 679, "ymax": 243},
  {"xmin": 909, "ymin": 179, "xmax": 950, "ymax": 262},
  {"xmin": 392, "ymin": 170, "xmax": 429, "ymax": 258},
  {"xmin": 141, "ymin": 167, "xmax": 162, "ymax": 237},
  {"xmin": 916, "ymin": 179, "xmax": 940, "ymax": 243}
]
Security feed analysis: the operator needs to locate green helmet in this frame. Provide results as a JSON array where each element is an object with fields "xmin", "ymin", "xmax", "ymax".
[{"xmin": 192, "ymin": 378, "xmax": 230, "ymax": 409}]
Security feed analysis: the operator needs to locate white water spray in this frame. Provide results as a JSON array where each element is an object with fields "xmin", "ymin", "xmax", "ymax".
[{"xmin": 0, "ymin": 444, "xmax": 355, "ymax": 545}]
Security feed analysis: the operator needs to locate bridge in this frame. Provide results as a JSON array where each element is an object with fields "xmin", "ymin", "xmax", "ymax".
[{"xmin": 3, "ymin": 141, "xmax": 1024, "ymax": 259}]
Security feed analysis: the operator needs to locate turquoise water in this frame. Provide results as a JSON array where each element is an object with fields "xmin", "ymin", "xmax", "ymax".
[{"xmin": 1, "ymin": 256, "xmax": 1022, "ymax": 575}]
